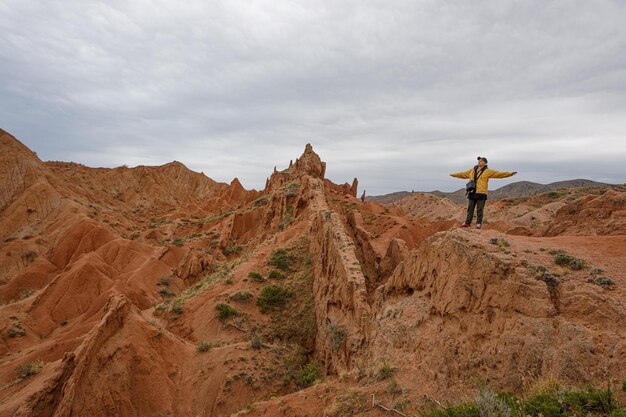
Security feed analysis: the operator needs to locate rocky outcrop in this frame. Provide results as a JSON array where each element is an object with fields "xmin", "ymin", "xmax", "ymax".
[
  {"xmin": 49, "ymin": 295, "xmax": 134, "ymax": 417},
  {"xmin": 378, "ymin": 238, "xmax": 408, "ymax": 278},
  {"xmin": 371, "ymin": 229, "xmax": 626, "ymax": 397},
  {"xmin": 310, "ymin": 209, "xmax": 371, "ymax": 374},
  {"xmin": 13, "ymin": 352, "xmax": 78, "ymax": 417},
  {"xmin": 294, "ymin": 144, "xmax": 326, "ymax": 179},
  {"xmin": 350, "ymin": 178, "xmax": 358, "ymax": 198},
  {"xmin": 0, "ymin": 130, "xmax": 69, "ymax": 251},
  {"xmin": 0, "ymin": 129, "xmax": 49, "ymax": 212},
  {"xmin": 346, "ymin": 210, "xmax": 381, "ymax": 293},
  {"xmin": 307, "ymin": 173, "xmax": 372, "ymax": 374},
  {"xmin": 8, "ymin": 295, "xmax": 133, "ymax": 417},
  {"xmin": 175, "ymin": 249, "xmax": 211, "ymax": 281},
  {"xmin": 543, "ymin": 190, "xmax": 626, "ymax": 236}
]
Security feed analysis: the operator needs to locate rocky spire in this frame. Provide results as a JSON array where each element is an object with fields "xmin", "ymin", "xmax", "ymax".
[
  {"xmin": 350, "ymin": 178, "xmax": 358, "ymax": 197},
  {"xmin": 230, "ymin": 177, "xmax": 244, "ymax": 190},
  {"xmin": 293, "ymin": 143, "xmax": 326, "ymax": 179}
]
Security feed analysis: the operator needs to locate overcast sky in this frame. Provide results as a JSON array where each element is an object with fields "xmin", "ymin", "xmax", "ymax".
[{"xmin": 1, "ymin": 0, "xmax": 625, "ymax": 194}]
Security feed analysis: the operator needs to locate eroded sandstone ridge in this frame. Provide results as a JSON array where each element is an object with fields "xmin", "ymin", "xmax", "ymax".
[{"xmin": 0, "ymin": 128, "xmax": 624, "ymax": 417}]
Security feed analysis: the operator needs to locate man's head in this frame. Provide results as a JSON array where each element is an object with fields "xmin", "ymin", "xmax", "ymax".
[{"xmin": 477, "ymin": 156, "xmax": 488, "ymax": 167}]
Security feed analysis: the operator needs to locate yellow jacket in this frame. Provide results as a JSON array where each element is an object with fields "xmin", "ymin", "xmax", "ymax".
[{"xmin": 450, "ymin": 167, "xmax": 514, "ymax": 194}]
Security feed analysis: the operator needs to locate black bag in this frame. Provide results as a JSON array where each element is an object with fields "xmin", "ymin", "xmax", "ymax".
[{"xmin": 465, "ymin": 166, "xmax": 485, "ymax": 196}]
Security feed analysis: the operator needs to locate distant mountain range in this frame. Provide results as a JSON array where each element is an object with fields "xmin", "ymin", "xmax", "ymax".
[{"xmin": 368, "ymin": 179, "xmax": 614, "ymax": 204}]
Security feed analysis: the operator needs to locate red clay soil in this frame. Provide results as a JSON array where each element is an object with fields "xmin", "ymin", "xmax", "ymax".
[{"xmin": 0, "ymin": 128, "xmax": 624, "ymax": 417}]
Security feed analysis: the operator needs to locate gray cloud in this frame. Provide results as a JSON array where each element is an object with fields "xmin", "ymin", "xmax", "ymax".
[{"xmin": 1, "ymin": 0, "xmax": 625, "ymax": 195}]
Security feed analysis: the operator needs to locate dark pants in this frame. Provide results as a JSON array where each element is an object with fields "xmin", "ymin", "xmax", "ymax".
[{"xmin": 465, "ymin": 198, "xmax": 486, "ymax": 224}]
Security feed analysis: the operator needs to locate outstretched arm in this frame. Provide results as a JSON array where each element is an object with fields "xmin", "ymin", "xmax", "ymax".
[
  {"xmin": 450, "ymin": 168, "xmax": 473, "ymax": 179},
  {"xmin": 489, "ymin": 170, "xmax": 517, "ymax": 179}
]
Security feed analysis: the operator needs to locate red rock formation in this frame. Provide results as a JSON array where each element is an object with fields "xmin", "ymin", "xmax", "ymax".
[
  {"xmin": 1, "ymin": 131, "xmax": 624, "ymax": 416},
  {"xmin": 543, "ymin": 190, "xmax": 626, "ymax": 236},
  {"xmin": 350, "ymin": 178, "xmax": 358, "ymax": 198},
  {"xmin": 373, "ymin": 229, "xmax": 625, "ymax": 397}
]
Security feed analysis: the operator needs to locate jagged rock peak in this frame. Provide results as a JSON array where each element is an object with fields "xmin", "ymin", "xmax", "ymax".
[
  {"xmin": 350, "ymin": 178, "xmax": 358, "ymax": 197},
  {"xmin": 230, "ymin": 177, "xmax": 244, "ymax": 190},
  {"xmin": 294, "ymin": 143, "xmax": 326, "ymax": 179}
]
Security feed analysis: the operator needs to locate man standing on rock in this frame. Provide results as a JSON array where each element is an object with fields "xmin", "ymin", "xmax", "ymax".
[{"xmin": 450, "ymin": 156, "xmax": 517, "ymax": 229}]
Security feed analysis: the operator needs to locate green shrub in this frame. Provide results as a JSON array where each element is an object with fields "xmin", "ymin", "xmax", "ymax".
[
  {"xmin": 297, "ymin": 362, "xmax": 322, "ymax": 388},
  {"xmin": 570, "ymin": 258, "xmax": 585, "ymax": 270},
  {"xmin": 252, "ymin": 196, "xmax": 269, "ymax": 207},
  {"xmin": 257, "ymin": 285, "xmax": 290, "ymax": 313},
  {"xmin": 536, "ymin": 272, "xmax": 559, "ymax": 290},
  {"xmin": 554, "ymin": 253, "xmax": 585, "ymax": 270},
  {"xmin": 555, "ymin": 253, "xmax": 574, "ymax": 266},
  {"xmin": 562, "ymin": 386, "xmax": 614, "ymax": 415},
  {"xmin": 521, "ymin": 386, "xmax": 615, "ymax": 417},
  {"xmin": 7, "ymin": 326, "xmax": 26, "ymax": 338},
  {"xmin": 230, "ymin": 291, "xmax": 253, "ymax": 303},
  {"xmin": 475, "ymin": 386, "xmax": 511, "ymax": 417},
  {"xmin": 171, "ymin": 302, "xmax": 183, "ymax": 315},
  {"xmin": 522, "ymin": 393, "xmax": 561, "ymax": 417},
  {"xmin": 222, "ymin": 245, "xmax": 242, "ymax": 256},
  {"xmin": 158, "ymin": 276, "xmax": 171, "ymax": 286},
  {"xmin": 172, "ymin": 238, "xmax": 184, "ymax": 247},
  {"xmin": 159, "ymin": 288, "xmax": 175, "ymax": 298},
  {"xmin": 611, "ymin": 409, "xmax": 626, "ymax": 417},
  {"xmin": 196, "ymin": 341, "xmax": 214, "ymax": 352},
  {"xmin": 268, "ymin": 248, "xmax": 295, "ymax": 271},
  {"xmin": 248, "ymin": 271, "xmax": 264, "ymax": 282},
  {"xmin": 216, "ymin": 303, "xmax": 238, "ymax": 322},
  {"xmin": 588, "ymin": 276, "xmax": 614, "ymax": 288},
  {"xmin": 15, "ymin": 360, "xmax": 43, "ymax": 380},
  {"xmin": 267, "ymin": 269, "xmax": 284, "ymax": 280},
  {"xmin": 420, "ymin": 384, "xmax": 620, "ymax": 417},
  {"xmin": 375, "ymin": 360, "xmax": 394, "ymax": 381}
]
